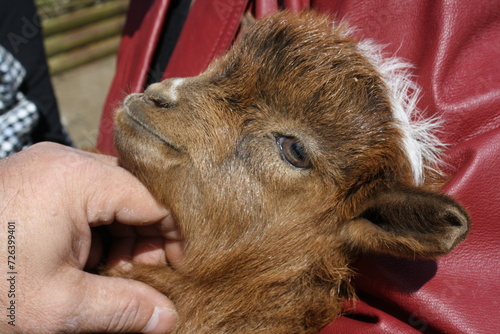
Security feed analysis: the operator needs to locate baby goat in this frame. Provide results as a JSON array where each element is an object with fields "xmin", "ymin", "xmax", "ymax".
[{"xmin": 111, "ymin": 11, "xmax": 470, "ymax": 333}]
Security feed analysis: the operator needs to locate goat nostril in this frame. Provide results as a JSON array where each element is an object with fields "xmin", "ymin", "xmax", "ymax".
[
  {"xmin": 443, "ymin": 211, "xmax": 464, "ymax": 227},
  {"xmin": 147, "ymin": 93, "xmax": 175, "ymax": 109},
  {"xmin": 144, "ymin": 78, "xmax": 184, "ymax": 109}
]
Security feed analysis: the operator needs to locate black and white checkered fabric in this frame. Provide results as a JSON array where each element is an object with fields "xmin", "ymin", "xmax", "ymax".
[{"xmin": 0, "ymin": 45, "xmax": 39, "ymax": 158}]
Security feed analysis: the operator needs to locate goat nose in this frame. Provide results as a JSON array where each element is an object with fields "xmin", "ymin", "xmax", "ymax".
[{"xmin": 144, "ymin": 78, "xmax": 185, "ymax": 108}]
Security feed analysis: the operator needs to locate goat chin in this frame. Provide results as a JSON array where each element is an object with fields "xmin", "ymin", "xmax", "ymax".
[{"xmin": 104, "ymin": 10, "xmax": 470, "ymax": 334}]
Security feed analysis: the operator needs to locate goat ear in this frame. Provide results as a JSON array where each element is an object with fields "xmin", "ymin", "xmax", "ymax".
[{"xmin": 342, "ymin": 186, "xmax": 471, "ymax": 258}]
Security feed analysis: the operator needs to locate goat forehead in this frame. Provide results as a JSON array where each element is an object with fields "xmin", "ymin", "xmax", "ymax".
[
  {"xmin": 215, "ymin": 22, "xmax": 381, "ymax": 113},
  {"xmin": 196, "ymin": 32, "xmax": 393, "ymax": 149},
  {"xmin": 241, "ymin": 15, "xmax": 360, "ymax": 73},
  {"xmin": 219, "ymin": 52, "xmax": 390, "ymax": 131}
]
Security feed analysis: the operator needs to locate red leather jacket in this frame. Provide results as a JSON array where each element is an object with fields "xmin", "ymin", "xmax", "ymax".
[{"xmin": 97, "ymin": 1, "xmax": 500, "ymax": 333}]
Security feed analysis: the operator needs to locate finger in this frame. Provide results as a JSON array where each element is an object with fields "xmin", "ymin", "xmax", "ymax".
[
  {"xmin": 165, "ymin": 240, "xmax": 185, "ymax": 269},
  {"xmin": 107, "ymin": 236, "xmax": 168, "ymax": 270},
  {"xmin": 155, "ymin": 216, "xmax": 185, "ymax": 268},
  {"xmin": 24, "ymin": 143, "xmax": 169, "ymax": 227},
  {"xmin": 71, "ymin": 273, "xmax": 177, "ymax": 333},
  {"xmin": 132, "ymin": 237, "xmax": 168, "ymax": 265},
  {"xmin": 156, "ymin": 215, "xmax": 181, "ymax": 239},
  {"xmin": 84, "ymin": 167, "xmax": 170, "ymax": 227},
  {"xmin": 28, "ymin": 143, "xmax": 169, "ymax": 227}
]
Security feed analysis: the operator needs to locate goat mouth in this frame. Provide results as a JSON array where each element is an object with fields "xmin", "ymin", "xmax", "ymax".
[{"xmin": 122, "ymin": 102, "xmax": 182, "ymax": 152}]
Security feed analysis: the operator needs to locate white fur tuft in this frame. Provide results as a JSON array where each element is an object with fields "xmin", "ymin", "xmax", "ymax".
[
  {"xmin": 169, "ymin": 78, "xmax": 185, "ymax": 102},
  {"xmin": 356, "ymin": 40, "xmax": 444, "ymax": 186}
]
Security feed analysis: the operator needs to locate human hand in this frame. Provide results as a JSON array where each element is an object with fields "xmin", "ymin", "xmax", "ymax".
[{"xmin": 0, "ymin": 142, "xmax": 177, "ymax": 333}]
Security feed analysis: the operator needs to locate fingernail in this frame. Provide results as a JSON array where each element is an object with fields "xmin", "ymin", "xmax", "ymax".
[{"xmin": 142, "ymin": 306, "xmax": 178, "ymax": 333}]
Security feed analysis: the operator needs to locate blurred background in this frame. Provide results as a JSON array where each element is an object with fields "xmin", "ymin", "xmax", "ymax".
[{"xmin": 35, "ymin": 0, "xmax": 129, "ymax": 148}]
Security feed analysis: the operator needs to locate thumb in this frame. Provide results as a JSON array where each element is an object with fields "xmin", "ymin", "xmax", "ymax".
[{"xmin": 72, "ymin": 273, "xmax": 177, "ymax": 333}]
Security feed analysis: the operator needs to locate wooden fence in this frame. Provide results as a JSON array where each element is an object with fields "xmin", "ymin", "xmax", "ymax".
[{"xmin": 41, "ymin": 0, "xmax": 129, "ymax": 74}]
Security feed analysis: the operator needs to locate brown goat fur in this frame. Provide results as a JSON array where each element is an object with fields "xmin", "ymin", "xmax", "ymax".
[{"xmin": 109, "ymin": 11, "xmax": 470, "ymax": 333}]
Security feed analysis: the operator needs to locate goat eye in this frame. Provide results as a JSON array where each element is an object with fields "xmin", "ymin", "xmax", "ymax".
[{"xmin": 276, "ymin": 136, "xmax": 312, "ymax": 169}]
